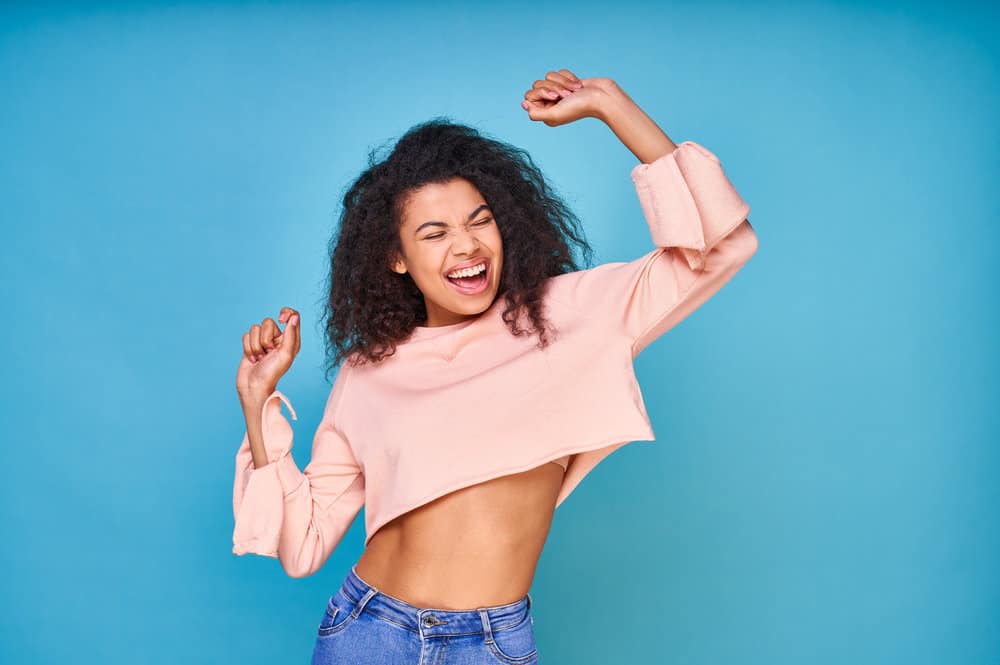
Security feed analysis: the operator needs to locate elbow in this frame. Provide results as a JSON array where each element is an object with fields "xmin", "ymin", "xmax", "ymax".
[
  {"xmin": 282, "ymin": 563, "xmax": 317, "ymax": 579},
  {"xmin": 726, "ymin": 218, "xmax": 758, "ymax": 268},
  {"xmin": 274, "ymin": 478, "xmax": 365, "ymax": 578},
  {"xmin": 277, "ymin": 534, "xmax": 345, "ymax": 579},
  {"xmin": 278, "ymin": 550, "xmax": 323, "ymax": 579}
]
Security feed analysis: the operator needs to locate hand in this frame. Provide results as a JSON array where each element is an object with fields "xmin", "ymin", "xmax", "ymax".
[
  {"xmin": 520, "ymin": 69, "xmax": 619, "ymax": 127},
  {"xmin": 236, "ymin": 306, "xmax": 302, "ymax": 404}
]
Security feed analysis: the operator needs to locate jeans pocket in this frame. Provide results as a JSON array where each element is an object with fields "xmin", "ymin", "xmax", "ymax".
[
  {"xmin": 487, "ymin": 612, "xmax": 538, "ymax": 664},
  {"xmin": 316, "ymin": 591, "xmax": 358, "ymax": 637}
]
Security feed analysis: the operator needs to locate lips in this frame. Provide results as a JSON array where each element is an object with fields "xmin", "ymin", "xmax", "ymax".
[
  {"xmin": 444, "ymin": 259, "xmax": 490, "ymax": 295},
  {"xmin": 444, "ymin": 257, "xmax": 489, "ymax": 278}
]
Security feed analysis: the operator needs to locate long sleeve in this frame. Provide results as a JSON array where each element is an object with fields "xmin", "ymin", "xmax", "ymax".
[
  {"xmin": 232, "ymin": 365, "xmax": 365, "ymax": 578},
  {"xmin": 558, "ymin": 140, "xmax": 758, "ymax": 357}
]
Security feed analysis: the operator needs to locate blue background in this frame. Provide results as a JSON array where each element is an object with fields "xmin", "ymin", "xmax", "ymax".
[{"xmin": 1, "ymin": 1, "xmax": 997, "ymax": 663}]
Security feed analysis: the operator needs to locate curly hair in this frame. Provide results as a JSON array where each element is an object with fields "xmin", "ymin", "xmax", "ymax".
[{"xmin": 320, "ymin": 116, "xmax": 594, "ymax": 378}]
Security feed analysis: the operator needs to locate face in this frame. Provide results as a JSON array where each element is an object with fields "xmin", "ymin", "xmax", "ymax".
[{"xmin": 392, "ymin": 177, "xmax": 504, "ymax": 327}]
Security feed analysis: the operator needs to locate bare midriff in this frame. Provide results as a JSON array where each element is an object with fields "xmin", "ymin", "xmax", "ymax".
[{"xmin": 353, "ymin": 458, "xmax": 570, "ymax": 611}]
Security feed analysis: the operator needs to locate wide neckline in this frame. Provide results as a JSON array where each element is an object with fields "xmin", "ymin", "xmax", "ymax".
[
  {"xmin": 407, "ymin": 297, "xmax": 502, "ymax": 342},
  {"xmin": 409, "ymin": 316, "xmax": 478, "ymax": 340}
]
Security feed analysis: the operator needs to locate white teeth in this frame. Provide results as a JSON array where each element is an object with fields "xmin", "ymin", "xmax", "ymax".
[{"xmin": 447, "ymin": 262, "xmax": 487, "ymax": 279}]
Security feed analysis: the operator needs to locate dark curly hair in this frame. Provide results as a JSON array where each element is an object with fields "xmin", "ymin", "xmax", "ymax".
[{"xmin": 320, "ymin": 117, "xmax": 594, "ymax": 378}]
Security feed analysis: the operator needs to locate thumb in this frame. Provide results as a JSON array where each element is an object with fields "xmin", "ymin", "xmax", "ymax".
[
  {"xmin": 522, "ymin": 99, "xmax": 555, "ymax": 122},
  {"xmin": 282, "ymin": 313, "xmax": 300, "ymax": 354}
]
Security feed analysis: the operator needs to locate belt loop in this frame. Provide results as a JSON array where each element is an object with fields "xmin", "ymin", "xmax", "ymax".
[
  {"xmin": 354, "ymin": 586, "xmax": 378, "ymax": 618},
  {"xmin": 478, "ymin": 608, "xmax": 494, "ymax": 644},
  {"xmin": 526, "ymin": 592, "xmax": 532, "ymax": 610}
]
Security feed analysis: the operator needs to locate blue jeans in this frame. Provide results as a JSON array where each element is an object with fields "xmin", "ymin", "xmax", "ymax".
[{"xmin": 311, "ymin": 564, "xmax": 539, "ymax": 664}]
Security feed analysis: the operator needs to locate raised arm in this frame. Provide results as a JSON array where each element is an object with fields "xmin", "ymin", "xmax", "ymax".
[{"xmin": 522, "ymin": 70, "xmax": 758, "ymax": 356}]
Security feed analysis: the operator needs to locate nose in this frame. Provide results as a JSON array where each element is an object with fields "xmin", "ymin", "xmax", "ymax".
[{"xmin": 451, "ymin": 228, "xmax": 481, "ymax": 254}]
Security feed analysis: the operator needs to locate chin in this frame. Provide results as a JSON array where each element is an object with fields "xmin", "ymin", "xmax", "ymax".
[{"xmin": 449, "ymin": 291, "xmax": 496, "ymax": 314}]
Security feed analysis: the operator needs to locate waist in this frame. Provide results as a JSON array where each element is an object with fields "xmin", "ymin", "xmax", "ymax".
[
  {"xmin": 341, "ymin": 564, "xmax": 533, "ymax": 634},
  {"xmin": 354, "ymin": 538, "xmax": 538, "ymax": 609}
]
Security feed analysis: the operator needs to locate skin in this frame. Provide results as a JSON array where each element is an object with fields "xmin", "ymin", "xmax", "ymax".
[
  {"xmin": 235, "ymin": 68, "xmax": 679, "ymax": 608},
  {"xmin": 390, "ymin": 178, "xmax": 504, "ymax": 328}
]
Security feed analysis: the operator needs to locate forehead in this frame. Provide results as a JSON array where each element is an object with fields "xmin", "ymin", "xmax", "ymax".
[{"xmin": 400, "ymin": 177, "xmax": 487, "ymax": 226}]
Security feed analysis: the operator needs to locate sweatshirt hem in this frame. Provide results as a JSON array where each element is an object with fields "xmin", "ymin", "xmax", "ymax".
[{"xmin": 363, "ymin": 431, "xmax": 657, "ymax": 547}]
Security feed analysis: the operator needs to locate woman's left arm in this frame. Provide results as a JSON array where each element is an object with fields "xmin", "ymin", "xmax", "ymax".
[{"xmin": 522, "ymin": 70, "xmax": 758, "ymax": 357}]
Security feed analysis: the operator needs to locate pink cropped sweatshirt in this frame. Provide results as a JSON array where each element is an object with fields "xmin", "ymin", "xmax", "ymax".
[{"xmin": 232, "ymin": 139, "xmax": 758, "ymax": 577}]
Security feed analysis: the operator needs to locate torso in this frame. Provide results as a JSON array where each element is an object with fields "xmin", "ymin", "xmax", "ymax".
[{"xmin": 354, "ymin": 458, "xmax": 569, "ymax": 610}]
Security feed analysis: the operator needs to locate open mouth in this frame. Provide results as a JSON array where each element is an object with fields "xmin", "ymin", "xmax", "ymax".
[{"xmin": 445, "ymin": 259, "xmax": 489, "ymax": 295}]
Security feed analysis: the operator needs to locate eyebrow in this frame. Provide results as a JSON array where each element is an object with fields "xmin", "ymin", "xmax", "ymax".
[{"xmin": 414, "ymin": 204, "xmax": 491, "ymax": 235}]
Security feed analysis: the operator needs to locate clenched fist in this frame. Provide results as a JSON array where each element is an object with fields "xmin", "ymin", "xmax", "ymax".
[
  {"xmin": 519, "ymin": 68, "xmax": 618, "ymax": 127},
  {"xmin": 236, "ymin": 306, "xmax": 301, "ymax": 404}
]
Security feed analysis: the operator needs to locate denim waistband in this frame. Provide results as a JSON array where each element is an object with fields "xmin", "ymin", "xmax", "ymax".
[{"xmin": 340, "ymin": 563, "xmax": 533, "ymax": 637}]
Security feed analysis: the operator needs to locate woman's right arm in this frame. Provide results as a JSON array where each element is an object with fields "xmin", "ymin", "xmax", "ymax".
[
  {"xmin": 231, "ymin": 376, "xmax": 365, "ymax": 578},
  {"xmin": 232, "ymin": 308, "xmax": 365, "ymax": 577}
]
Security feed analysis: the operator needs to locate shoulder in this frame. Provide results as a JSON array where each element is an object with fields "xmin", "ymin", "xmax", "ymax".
[
  {"xmin": 542, "ymin": 248, "xmax": 667, "ymax": 312},
  {"xmin": 323, "ymin": 353, "xmax": 361, "ymax": 411}
]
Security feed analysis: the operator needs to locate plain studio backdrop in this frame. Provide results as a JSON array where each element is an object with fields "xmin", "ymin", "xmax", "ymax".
[{"xmin": 1, "ymin": 2, "xmax": 997, "ymax": 664}]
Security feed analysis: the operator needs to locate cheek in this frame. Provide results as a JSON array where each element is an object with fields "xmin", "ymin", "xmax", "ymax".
[
  {"xmin": 414, "ymin": 269, "xmax": 441, "ymax": 291},
  {"xmin": 413, "ymin": 250, "xmax": 447, "ymax": 284},
  {"xmin": 489, "ymin": 229, "xmax": 504, "ymax": 260}
]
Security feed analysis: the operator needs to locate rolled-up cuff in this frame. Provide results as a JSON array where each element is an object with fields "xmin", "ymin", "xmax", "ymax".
[
  {"xmin": 630, "ymin": 140, "xmax": 751, "ymax": 271},
  {"xmin": 231, "ymin": 390, "xmax": 304, "ymax": 557},
  {"xmin": 232, "ymin": 458, "xmax": 283, "ymax": 557}
]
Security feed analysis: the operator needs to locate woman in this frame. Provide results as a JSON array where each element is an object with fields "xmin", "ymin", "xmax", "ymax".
[{"xmin": 233, "ymin": 68, "xmax": 758, "ymax": 664}]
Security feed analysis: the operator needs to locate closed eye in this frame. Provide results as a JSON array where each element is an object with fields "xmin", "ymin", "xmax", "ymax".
[{"xmin": 423, "ymin": 218, "xmax": 492, "ymax": 240}]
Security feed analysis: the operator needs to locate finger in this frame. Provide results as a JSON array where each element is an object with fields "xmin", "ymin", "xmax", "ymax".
[
  {"xmin": 558, "ymin": 69, "xmax": 584, "ymax": 86},
  {"xmin": 536, "ymin": 85, "xmax": 561, "ymax": 100},
  {"xmin": 546, "ymin": 83, "xmax": 575, "ymax": 98},
  {"xmin": 243, "ymin": 332, "xmax": 254, "ymax": 361},
  {"xmin": 524, "ymin": 87, "xmax": 558, "ymax": 102},
  {"xmin": 523, "ymin": 99, "xmax": 556, "ymax": 123},
  {"xmin": 521, "ymin": 98, "xmax": 549, "ymax": 114},
  {"xmin": 284, "ymin": 308, "xmax": 300, "ymax": 350},
  {"xmin": 545, "ymin": 70, "xmax": 573, "ymax": 89},
  {"xmin": 544, "ymin": 71, "xmax": 578, "ymax": 94},
  {"xmin": 247, "ymin": 329, "xmax": 260, "ymax": 363},
  {"xmin": 541, "ymin": 85, "xmax": 566, "ymax": 99},
  {"xmin": 292, "ymin": 316, "xmax": 300, "ymax": 357},
  {"xmin": 531, "ymin": 80, "xmax": 564, "ymax": 99},
  {"xmin": 250, "ymin": 324, "xmax": 263, "ymax": 356},
  {"xmin": 260, "ymin": 318, "xmax": 277, "ymax": 351},
  {"xmin": 284, "ymin": 312, "xmax": 300, "ymax": 355}
]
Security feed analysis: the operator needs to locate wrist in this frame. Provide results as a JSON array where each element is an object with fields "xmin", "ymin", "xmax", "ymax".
[
  {"xmin": 592, "ymin": 83, "xmax": 677, "ymax": 164},
  {"xmin": 591, "ymin": 79, "xmax": 634, "ymax": 124},
  {"xmin": 239, "ymin": 387, "xmax": 275, "ymax": 412}
]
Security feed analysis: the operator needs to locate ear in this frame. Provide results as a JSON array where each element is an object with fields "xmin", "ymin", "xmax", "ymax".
[{"xmin": 390, "ymin": 252, "xmax": 407, "ymax": 275}]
